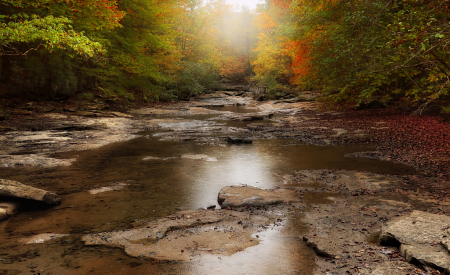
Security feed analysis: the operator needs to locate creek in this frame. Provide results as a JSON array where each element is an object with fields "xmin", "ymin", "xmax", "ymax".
[{"xmin": 0, "ymin": 103, "xmax": 416, "ymax": 275}]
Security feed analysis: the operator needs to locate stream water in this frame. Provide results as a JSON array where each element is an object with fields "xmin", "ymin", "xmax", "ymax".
[{"xmin": 0, "ymin": 106, "xmax": 417, "ymax": 275}]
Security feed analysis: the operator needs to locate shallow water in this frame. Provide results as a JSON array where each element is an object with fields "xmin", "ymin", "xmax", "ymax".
[
  {"xmin": 206, "ymin": 105, "xmax": 260, "ymax": 113},
  {"xmin": 0, "ymin": 116, "xmax": 417, "ymax": 274}
]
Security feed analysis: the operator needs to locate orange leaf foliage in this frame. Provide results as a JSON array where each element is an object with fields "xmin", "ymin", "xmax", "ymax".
[{"xmin": 286, "ymin": 40, "xmax": 311, "ymax": 85}]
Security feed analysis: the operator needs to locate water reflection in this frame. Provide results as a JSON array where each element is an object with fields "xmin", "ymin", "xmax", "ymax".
[{"xmin": 206, "ymin": 105, "xmax": 260, "ymax": 113}]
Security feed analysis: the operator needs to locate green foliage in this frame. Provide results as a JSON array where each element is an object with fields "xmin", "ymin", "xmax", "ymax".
[
  {"xmin": 21, "ymin": 51, "xmax": 78, "ymax": 98},
  {"xmin": 78, "ymin": 92, "xmax": 93, "ymax": 101},
  {"xmin": 170, "ymin": 61, "xmax": 221, "ymax": 100},
  {"xmin": 0, "ymin": 0, "xmax": 256, "ymax": 103},
  {"xmin": 290, "ymin": 0, "xmax": 450, "ymax": 108},
  {"xmin": 0, "ymin": 14, "xmax": 103, "ymax": 56}
]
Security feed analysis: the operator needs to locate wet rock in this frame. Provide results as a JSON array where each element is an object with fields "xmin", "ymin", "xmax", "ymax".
[
  {"xmin": 217, "ymin": 186, "xmax": 298, "ymax": 208},
  {"xmin": 82, "ymin": 209, "xmax": 271, "ymax": 261},
  {"xmin": 249, "ymin": 115, "xmax": 264, "ymax": 120},
  {"xmin": 9, "ymin": 109, "xmax": 33, "ymax": 115},
  {"xmin": 380, "ymin": 211, "xmax": 450, "ymax": 273},
  {"xmin": 81, "ymin": 102, "xmax": 109, "ymax": 111},
  {"xmin": 241, "ymin": 116, "xmax": 254, "ymax": 121},
  {"xmin": 75, "ymin": 111, "xmax": 113, "ymax": 117},
  {"xmin": 0, "ymin": 202, "xmax": 19, "ymax": 221},
  {"xmin": 89, "ymin": 182, "xmax": 128, "ymax": 195},
  {"xmin": 142, "ymin": 156, "xmax": 164, "ymax": 161},
  {"xmin": 331, "ymin": 128, "xmax": 348, "ymax": 137},
  {"xmin": 0, "ymin": 126, "xmax": 16, "ymax": 132},
  {"xmin": 0, "ymin": 179, "xmax": 61, "ymax": 205},
  {"xmin": 63, "ymin": 107, "xmax": 78, "ymax": 112},
  {"xmin": 249, "ymin": 86, "xmax": 267, "ymax": 101},
  {"xmin": 0, "ymin": 154, "xmax": 76, "ymax": 168},
  {"xmin": 226, "ymin": 137, "xmax": 252, "ymax": 144},
  {"xmin": 22, "ymin": 233, "xmax": 69, "ymax": 244},
  {"xmin": 109, "ymin": 111, "xmax": 133, "ymax": 118},
  {"xmin": 302, "ymin": 236, "xmax": 338, "ymax": 258},
  {"xmin": 181, "ymin": 154, "xmax": 218, "ymax": 162}
]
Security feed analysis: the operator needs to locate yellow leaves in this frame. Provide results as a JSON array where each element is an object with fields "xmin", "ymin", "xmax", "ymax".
[
  {"xmin": 255, "ymin": 11, "xmax": 278, "ymax": 31},
  {"xmin": 428, "ymin": 73, "xmax": 446, "ymax": 83}
]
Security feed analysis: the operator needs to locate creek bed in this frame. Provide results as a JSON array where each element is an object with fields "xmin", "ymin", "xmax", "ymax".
[{"xmin": 0, "ymin": 106, "xmax": 417, "ymax": 274}]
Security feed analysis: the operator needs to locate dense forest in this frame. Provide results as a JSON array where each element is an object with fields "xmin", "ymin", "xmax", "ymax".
[{"xmin": 1, "ymin": 0, "xmax": 449, "ymax": 112}]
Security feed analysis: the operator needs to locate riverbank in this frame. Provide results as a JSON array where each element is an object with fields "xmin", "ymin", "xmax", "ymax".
[{"xmin": 0, "ymin": 91, "xmax": 449, "ymax": 274}]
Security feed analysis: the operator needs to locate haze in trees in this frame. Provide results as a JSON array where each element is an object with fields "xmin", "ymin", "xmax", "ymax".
[{"xmin": 1, "ymin": 0, "xmax": 448, "ymax": 112}]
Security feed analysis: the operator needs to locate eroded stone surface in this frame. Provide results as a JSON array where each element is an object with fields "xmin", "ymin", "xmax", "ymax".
[
  {"xmin": 0, "ymin": 179, "xmax": 60, "ymax": 205},
  {"xmin": 217, "ymin": 186, "xmax": 299, "ymax": 208},
  {"xmin": 380, "ymin": 211, "xmax": 450, "ymax": 273},
  {"xmin": 82, "ymin": 209, "xmax": 275, "ymax": 261}
]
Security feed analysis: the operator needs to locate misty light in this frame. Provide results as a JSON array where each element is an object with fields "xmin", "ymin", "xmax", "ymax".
[{"xmin": 227, "ymin": 0, "xmax": 264, "ymax": 10}]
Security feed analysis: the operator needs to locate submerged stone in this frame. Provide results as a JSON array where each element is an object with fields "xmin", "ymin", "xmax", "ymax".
[
  {"xmin": 89, "ymin": 182, "xmax": 128, "ymax": 195},
  {"xmin": 217, "ymin": 186, "xmax": 299, "ymax": 208}
]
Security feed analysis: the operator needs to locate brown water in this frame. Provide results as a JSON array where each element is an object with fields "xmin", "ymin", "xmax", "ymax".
[
  {"xmin": 206, "ymin": 105, "xmax": 260, "ymax": 113},
  {"xmin": 0, "ymin": 119, "xmax": 417, "ymax": 274}
]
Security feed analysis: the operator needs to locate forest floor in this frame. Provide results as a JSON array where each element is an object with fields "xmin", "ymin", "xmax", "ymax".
[{"xmin": 0, "ymin": 91, "xmax": 449, "ymax": 274}]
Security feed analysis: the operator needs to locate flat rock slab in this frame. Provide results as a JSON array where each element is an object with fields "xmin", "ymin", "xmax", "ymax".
[
  {"xmin": 381, "ymin": 210, "xmax": 450, "ymax": 273},
  {"xmin": 22, "ymin": 233, "xmax": 69, "ymax": 244},
  {"xmin": 217, "ymin": 186, "xmax": 299, "ymax": 208},
  {"xmin": 88, "ymin": 182, "xmax": 128, "ymax": 195},
  {"xmin": 0, "ymin": 179, "xmax": 61, "ymax": 205},
  {"xmin": 0, "ymin": 202, "xmax": 19, "ymax": 221},
  {"xmin": 82, "ymin": 209, "xmax": 275, "ymax": 261}
]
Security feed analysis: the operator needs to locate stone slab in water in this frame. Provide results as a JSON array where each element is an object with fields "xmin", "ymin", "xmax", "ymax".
[
  {"xmin": 0, "ymin": 179, "xmax": 61, "ymax": 205},
  {"xmin": 380, "ymin": 210, "xmax": 450, "ymax": 273},
  {"xmin": 82, "ymin": 209, "xmax": 274, "ymax": 261},
  {"xmin": 217, "ymin": 186, "xmax": 299, "ymax": 208}
]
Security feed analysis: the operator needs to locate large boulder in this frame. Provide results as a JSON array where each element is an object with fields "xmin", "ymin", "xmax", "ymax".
[
  {"xmin": 0, "ymin": 179, "xmax": 61, "ymax": 205},
  {"xmin": 217, "ymin": 186, "xmax": 299, "ymax": 208},
  {"xmin": 380, "ymin": 211, "xmax": 450, "ymax": 273}
]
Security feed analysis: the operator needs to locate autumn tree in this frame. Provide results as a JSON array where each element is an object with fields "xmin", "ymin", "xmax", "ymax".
[
  {"xmin": 292, "ymin": 0, "xmax": 450, "ymax": 110},
  {"xmin": 0, "ymin": 0, "xmax": 124, "ymax": 97},
  {"xmin": 252, "ymin": 0, "xmax": 311, "ymax": 98}
]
